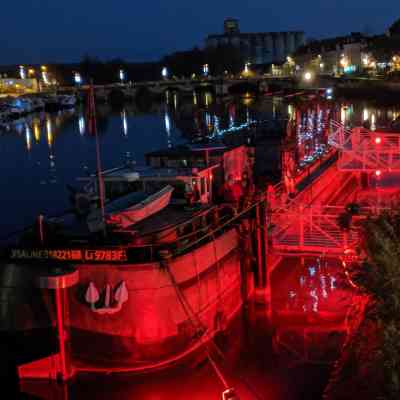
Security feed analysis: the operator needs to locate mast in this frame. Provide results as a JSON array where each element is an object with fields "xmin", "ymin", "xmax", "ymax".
[{"xmin": 88, "ymin": 81, "xmax": 106, "ymax": 234}]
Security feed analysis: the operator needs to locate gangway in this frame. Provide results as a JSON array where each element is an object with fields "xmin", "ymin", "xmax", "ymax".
[
  {"xmin": 329, "ymin": 120, "xmax": 400, "ymax": 172},
  {"xmin": 270, "ymin": 205, "xmax": 359, "ymax": 255}
]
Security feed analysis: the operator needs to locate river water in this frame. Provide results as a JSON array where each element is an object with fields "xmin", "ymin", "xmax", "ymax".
[
  {"xmin": 1, "ymin": 91, "xmax": 398, "ymax": 399},
  {"xmin": 0, "ymin": 92, "xmax": 286, "ymax": 235}
]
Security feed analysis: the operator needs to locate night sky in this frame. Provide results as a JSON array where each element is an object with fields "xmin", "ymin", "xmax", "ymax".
[{"xmin": 1, "ymin": 0, "xmax": 398, "ymax": 64}]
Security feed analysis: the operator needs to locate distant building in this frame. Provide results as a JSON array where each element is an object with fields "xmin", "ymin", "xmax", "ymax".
[
  {"xmin": 0, "ymin": 78, "xmax": 38, "ymax": 95},
  {"xmin": 205, "ymin": 18, "xmax": 305, "ymax": 65},
  {"xmin": 293, "ymin": 33, "xmax": 368, "ymax": 75}
]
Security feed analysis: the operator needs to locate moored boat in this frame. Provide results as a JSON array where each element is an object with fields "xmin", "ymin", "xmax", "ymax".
[{"xmin": 3, "ymin": 143, "xmax": 260, "ymax": 380}]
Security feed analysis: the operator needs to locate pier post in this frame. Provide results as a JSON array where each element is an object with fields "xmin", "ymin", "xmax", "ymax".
[
  {"xmin": 255, "ymin": 203, "xmax": 263, "ymax": 287},
  {"xmin": 264, "ymin": 193, "xmax": 272, "ymax": 319},
  {"xmin": 55, "ymin": 285, "xmax": 68, "ymax": 381},
  {"xmin": 18, "ymin": 267, "xmax": 78, "ymax": 382}
]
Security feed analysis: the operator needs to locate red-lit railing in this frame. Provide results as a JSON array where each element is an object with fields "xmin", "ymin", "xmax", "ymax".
[
  {"xmin": 269, "ymin": 204, "xmax": 387, "ymax": 254},
  {"xmin": 329, "ymin": 121, "xmax": 400, "ymax": 171}
]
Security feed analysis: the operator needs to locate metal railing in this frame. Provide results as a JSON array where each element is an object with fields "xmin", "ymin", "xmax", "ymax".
[
  {"xmin": 0, "ymin": 199, "xmax": 265, "ymax": 265},
  {"xmin": 329, "ymin": 121, "xmax": 400, "ymax": 171},
  {"xmin": 270, "ymin": 204, "xmax": 388, "ymax": 254}
]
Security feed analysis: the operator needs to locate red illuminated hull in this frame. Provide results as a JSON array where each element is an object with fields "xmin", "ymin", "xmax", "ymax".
[{"xmin": 51, "ymin": 228, "xmax": 250, "ymax": 375}]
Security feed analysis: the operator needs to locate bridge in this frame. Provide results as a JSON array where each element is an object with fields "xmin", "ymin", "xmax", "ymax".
[{"xmin": 66, "ymin": 75, "xmax": 296, "ymax": 101}]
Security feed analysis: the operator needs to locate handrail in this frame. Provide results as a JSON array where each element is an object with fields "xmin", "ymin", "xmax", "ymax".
[
  {"xmin": 0, "ymin": 198, "xmax": 267, "ymax": 264},
  {"xmin": 174, "ymin": 198, "xmax": 264, "ymax": 256},
  {"xmin": 271, "ymin": 204, "xmax": 391, "ymax": 216}
]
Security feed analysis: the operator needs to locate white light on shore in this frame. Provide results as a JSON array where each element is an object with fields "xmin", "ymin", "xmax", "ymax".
[
  {"xmin": 74, "ymin": 72, "xmax": 82, "ymax": 85},
  {"xmin": 304, "ymin": 71, "xmax": 313, "ymax": 81},
  {"xmin": 19, "ymin": 66, "xmax": 26, "ymax": 80}
]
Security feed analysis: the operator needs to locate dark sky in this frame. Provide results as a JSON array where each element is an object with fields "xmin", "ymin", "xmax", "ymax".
[{"xmin": 1, "ymin": 0, "xmax": 398, "ymax": 64}]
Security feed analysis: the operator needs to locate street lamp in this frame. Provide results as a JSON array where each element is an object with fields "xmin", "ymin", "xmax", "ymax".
[
  {"xmin": 41, "ymin": 66, "xmax": 49, "ymax": 85},
  {"xmin": 303, "ymin": 71, "xmax": 313, "ymax": 82},
  {"xmin": 340, "ymin": 55, "xmax": 348, "ymax": 68},
  {"xmin": 162, "ymin": 67, "xmax": 169, "ymax": 79},
  {"xmin": 74, "ymin": 72, "xmax": 82, "ymax": 86},
  {"xmin": 203, "ymin": 64, "xmax": 209, "ymax": 77},
  {"xmin": 19, "ymin": 65, "xmax": 26, "ymax": 80},
  {"xmin": 119, "ymin": 69, "xmax": 125, "ymax": 83}
]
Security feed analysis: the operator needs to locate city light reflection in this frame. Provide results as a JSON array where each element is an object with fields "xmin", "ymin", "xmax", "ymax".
[
  {"xmin": 121, "ymin": 109, "xmax": 128, "ymax": 136},
  {"xmin": 78, "ymin": 115, "xmax": 85, "ymax": 136},
  {"xmin": 46, "ymin": 118, "xmax": 53, "ymax": 147},
  {"xmin": 25, "ymin": 124, "xmax": 31, "ymax": 152},
  {"xmin": 33, "ymin": 120, "xmax": 41, "ymax": 143},
  {"xmin": 164, "ymin": 111, "xmax": 172, "ymax": 148}
]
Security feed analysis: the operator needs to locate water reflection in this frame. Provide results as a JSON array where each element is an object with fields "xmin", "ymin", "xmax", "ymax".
[
  {"xmin": 339, "ymin": 103, "xmax": 400, "ymax": 129},
  {"xmin": 121, "ymin": 109, "xmax": 128, "ymax": 137},
  {"xmin": 24, "ymin": 123, "xmax": 31, "ymax": 152},
  {"xmin": 287, "ymin": 103, "xmax": 333, "ymax": 170},
  {"xmin": 78, "ymin": 114, "xmax": 85, "ymax": 136},
  {"xmin": 33, "ymin": 118, "xmax": 40, "ymax": 143},
  {"xmin": 46, "ymin": 117, "xmax": 53, "ymax": 147},
  {"xmin": 164, "ymin": 109, "xmax": 172, "ymax": 148}
]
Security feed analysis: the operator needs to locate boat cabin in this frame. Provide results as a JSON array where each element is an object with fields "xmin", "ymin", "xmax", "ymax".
[
  {"xmin": 79, "ymin": 143, "xmax": 252, "ymax": 206},
  {"xmin": 78, "ymin": 164, "xmax": 217, "ymax": 206},
  {"xmin": 74, "ymin": 143, "xmax": 252, "ymax": 232}
]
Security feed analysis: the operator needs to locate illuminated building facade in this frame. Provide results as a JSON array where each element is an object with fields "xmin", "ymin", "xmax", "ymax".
[
  {"xmin": 0, "ymin": 78, "xmax": 38, "ymax": 94},
  {"xmin": 205, "ymin": 18, "xmax": 305, "ymax": 65},
  {"xmin": 293, "ymin": 33, "xmax": 367, "ymax": 76}
]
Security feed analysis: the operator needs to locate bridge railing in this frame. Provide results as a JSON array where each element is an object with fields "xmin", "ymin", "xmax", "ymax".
[
  {"xmin": 269, "ymin": 204, "xmax": 389, "ymax": 254},
  {"xmin": 329, "ymin": 121, "xmax": 400, "ymax": 171}
]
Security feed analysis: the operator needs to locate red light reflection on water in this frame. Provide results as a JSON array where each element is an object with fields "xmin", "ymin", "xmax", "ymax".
[
  {"xmin": 272, "ymin": 257, "xmax": 353, "ymax": 321},
  {"xmin": 21, "ymin": 256, "xmax": 354, "ymax": 400}
]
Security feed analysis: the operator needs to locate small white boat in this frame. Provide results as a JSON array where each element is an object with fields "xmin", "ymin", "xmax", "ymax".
[
  {"xmin": 106, "ymin": 185, "xmax": 174, "ymax": 228},
  {"xmin": 87, "ymin": 185, "xmax": 174, "ymax": 232}
]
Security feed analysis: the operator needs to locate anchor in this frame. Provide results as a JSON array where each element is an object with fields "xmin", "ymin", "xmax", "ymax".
[{"xmin": 84, "ymin": 281, "xmax": 129, "ymax": 315}]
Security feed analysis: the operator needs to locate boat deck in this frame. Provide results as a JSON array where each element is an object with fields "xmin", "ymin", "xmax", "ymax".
[
  {"xmin": 50, "ymin": 203, "xmax": 207, "ymax": 234},
  {"xmin": 129, "ymin": 204, "xmax": 212, "ymax": 237}
]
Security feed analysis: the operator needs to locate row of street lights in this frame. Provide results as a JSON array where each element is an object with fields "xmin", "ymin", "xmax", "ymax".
[
  {"xmin": 19, "ymin": 65, "xmax": 49, "ymax": 81},
  {"xmin": 17, "ymin": 65, "xmax": 53, "ymax": 91},
  {"xmin": 21, "ymin": 61, "xmax": 255, "ymax": 88}
]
